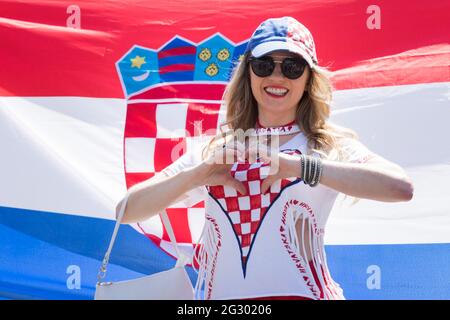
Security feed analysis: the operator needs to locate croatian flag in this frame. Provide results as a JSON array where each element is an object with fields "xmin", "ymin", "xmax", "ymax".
[{"xmin": 0, "ymin": 0, "xmax": 449, "ymax": 299}]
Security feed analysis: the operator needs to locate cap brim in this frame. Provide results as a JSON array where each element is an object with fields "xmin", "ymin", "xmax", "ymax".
[{"xmin": 251, "ymin": 41, "xmax": 315, "ymax": 68}]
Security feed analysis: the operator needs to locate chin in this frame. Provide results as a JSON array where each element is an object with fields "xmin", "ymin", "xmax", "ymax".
[{"xmin": 262, "ymin": 103, "xmax": 290, "ymax": 112}]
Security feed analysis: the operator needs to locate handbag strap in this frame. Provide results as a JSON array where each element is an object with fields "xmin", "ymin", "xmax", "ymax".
[{"xmin": 97, "ymin": 191, "xmax": 188, "ymax": 283}]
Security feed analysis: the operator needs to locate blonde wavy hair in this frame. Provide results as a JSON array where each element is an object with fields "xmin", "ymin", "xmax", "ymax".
[{"xmin": 202, "ymin": 51, "xmax": 359, "ymax": 163}]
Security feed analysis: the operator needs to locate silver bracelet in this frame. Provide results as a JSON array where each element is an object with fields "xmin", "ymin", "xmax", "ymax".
[
  {"xmin": 300, "ymin": 155, "xmax": 323, "ymax": 187},
  {"xmin": 305, "ymin": 155, "xmax": 311, "ymax": 184},
  {"xmin": 310, "ymin": 157, "xmax": 323, "ymax": 187},
  {"xmin": 300, "ymin": 155, "xmax": 306, "ymax": 183},
  {"xmin": 300, "ymin": 155, "xmax": 312, "ymax": 185},
  {"xmin": 311, "ymin": 157, "xmax": 317, "ymax": 183}
]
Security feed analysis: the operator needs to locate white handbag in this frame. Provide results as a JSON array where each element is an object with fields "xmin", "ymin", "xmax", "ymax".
[{"xmin": 95, "ymin": 192, "xmax": 195, "ymax": 300}]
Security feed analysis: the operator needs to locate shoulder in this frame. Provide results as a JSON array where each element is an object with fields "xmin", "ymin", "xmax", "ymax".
[
  {"xmin": 336, "ymin": 136, "xmax": 375, "ymax": 163},
  {"xmin": 317, "ymin": 122, "xmax": 373, "ymax": 162}
]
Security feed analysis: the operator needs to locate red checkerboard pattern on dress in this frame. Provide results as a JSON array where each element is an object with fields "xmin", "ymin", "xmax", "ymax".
[
  {"xmin": 207, "ymin": 149, "xmax": 301, "ymax": 274},
  {"xmin": 123, "ymin": 82, "xmax": 226, "ymax": 257}
]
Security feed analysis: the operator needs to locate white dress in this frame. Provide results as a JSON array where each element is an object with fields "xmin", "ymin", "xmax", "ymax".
[{"xmin": 162, "ymin": 132, "xmax": 374, "ymax": 300}]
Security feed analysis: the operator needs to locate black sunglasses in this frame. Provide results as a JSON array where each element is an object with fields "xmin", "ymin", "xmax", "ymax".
[{"xmin": 248, "ymin": 56, "xmax": 308, "ymax": 80}]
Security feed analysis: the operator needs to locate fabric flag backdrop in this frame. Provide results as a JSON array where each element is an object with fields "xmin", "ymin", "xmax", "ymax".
[{"xmin": 0, "ymin": 0, "xmax": 449, "ymax": 299}]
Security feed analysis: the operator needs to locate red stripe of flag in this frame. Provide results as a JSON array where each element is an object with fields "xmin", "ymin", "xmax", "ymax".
[
  {"xmin": 158, "ymin": 46, "xmax": 197, "ymax": 59},
  {"xmin": 159, "ymin": 63, "xmax": 195, "ymax": 74},
  {"xmin": 0, "ymin": 0, "xmax": 448, "ymax": 97}
]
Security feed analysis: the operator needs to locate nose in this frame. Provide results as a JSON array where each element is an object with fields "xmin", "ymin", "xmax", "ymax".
[{"xmin": 270, "ymin": 61, "xmax": 284, "ymax": 79}]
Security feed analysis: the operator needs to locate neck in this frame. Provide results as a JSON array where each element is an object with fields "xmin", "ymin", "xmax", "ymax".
[{"xmin": 257, "ymin": 115, "xmax": 296, "ymax": 128}]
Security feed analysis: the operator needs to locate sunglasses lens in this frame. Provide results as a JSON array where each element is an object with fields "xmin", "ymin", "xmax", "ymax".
[
  {"xmin": 282, "ymin": 58, "xmax": 307, "ymax": 79},
  {"xmin": 250, "ymin": 57, "xmax": 274, "ymax": 77}
]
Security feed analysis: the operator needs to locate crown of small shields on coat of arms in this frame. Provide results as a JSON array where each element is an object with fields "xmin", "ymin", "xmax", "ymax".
[{"xmin": 116, "ymin": 33, "xmax": 249, "ymax": 97}]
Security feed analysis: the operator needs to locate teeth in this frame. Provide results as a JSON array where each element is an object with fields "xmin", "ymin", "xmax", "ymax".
[{"xmin": 265, "ymin": 87, "xmax": 288, "ymax": 96}]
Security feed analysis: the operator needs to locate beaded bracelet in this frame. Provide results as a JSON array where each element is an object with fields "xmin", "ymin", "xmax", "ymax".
[
  {"xmin": 300, "ymin": 155, "xmax": 306, "ymax": 182},
  {"xmin": 310, "ymin": 158, "xmax": 323, "ymax": 187},
  {"xmin": 299, "ymin": 155, "xmax": 323, "ymax": 187}
]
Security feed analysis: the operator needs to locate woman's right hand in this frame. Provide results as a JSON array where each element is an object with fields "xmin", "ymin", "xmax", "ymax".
[{"xmin": 193, "ymin": 142, "xmax": 247, "ymax": 195}]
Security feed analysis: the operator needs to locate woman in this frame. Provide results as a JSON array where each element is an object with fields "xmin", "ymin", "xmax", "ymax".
[{"xmin": 118, "ymin": 17, "xmax": 414, "ymax": 300}]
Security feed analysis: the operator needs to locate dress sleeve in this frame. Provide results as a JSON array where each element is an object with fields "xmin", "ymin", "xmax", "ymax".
[
  {"xmin": 339, "ymin": 137, "xmax": 375, "ymax": 164},
  {"xmin": 160, "ymin": 140, "xmax": 208, "ymax": 207}
]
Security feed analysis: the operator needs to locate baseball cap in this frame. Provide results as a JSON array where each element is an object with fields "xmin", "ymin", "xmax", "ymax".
[{"xmin": 245, "ymin": 16, "xmax": 318, "ymax": 68}]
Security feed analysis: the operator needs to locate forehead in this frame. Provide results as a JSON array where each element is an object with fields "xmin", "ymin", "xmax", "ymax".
[{"xmin": 266, "ymin": 50, "xmax": 299, "ymax": 59}]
